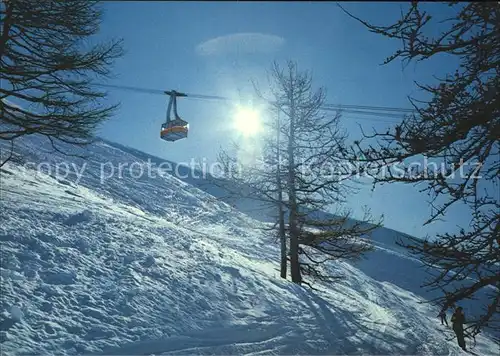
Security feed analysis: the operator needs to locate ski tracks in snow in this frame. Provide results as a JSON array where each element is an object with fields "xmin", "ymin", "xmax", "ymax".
[{"xmin": 2, "ymin": 138, "xmax": 499, "ymax": 356}]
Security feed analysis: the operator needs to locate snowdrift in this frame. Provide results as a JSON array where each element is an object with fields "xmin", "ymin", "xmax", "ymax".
[{"xmin": 0, "ymin": 136, "xmax": 497, "ymax": 355}]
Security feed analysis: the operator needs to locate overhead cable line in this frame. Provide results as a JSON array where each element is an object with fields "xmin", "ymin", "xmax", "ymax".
[
  {"xmin": 95, "ymin": 83, "xmax": 414, "ymax": 118},
  {"xmin": 322, "ymin": 103, "xmax": 414, "ymax": 113},
  {"xmin": 95, "ymin": 83, "xmax": 230, "ymax": 102},
  {"xmin": 320, "ymin": 107, "xmax": 407, "ymax": 118}
]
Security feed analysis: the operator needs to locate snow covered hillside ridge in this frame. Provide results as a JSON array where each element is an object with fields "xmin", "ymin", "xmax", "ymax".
[
  {"xmin": 0, "ymin": 135, "xmax": 498, "ymax": 355},
  {"xmin": 1, "ymin": 135, "xmax": 269, "ymax": 222}
]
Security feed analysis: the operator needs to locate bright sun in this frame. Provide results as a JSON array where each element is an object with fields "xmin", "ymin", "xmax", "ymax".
[{"xmin": 233, "ymin": 107, "xmax": 262, "ymax": 136}]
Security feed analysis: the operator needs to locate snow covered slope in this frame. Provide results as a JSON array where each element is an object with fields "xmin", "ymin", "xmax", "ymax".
[{"xmin": 0, "ymin": 136, "xmax": 498, "ymax": 355}]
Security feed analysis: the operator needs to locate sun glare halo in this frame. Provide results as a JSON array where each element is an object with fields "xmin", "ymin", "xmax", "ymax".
[{"xmin": 233, "ymin": 107, "xmax": 262, "ymax": 136}]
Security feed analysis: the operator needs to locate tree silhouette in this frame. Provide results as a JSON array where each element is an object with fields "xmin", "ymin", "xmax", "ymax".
[
  {"xmin": 340, "ymin": 1, "xmax": 499, "ymax": 338},
  {"xmin": 0, "ymin": 0, "xmax": 124, "ymax": 166},
  {"xmin": 217, "ymin": 60, "xmax": 379, "ymax": 286}
]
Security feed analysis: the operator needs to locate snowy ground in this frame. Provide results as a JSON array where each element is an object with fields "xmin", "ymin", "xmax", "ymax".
[{"xmin": 0, "ymin": 136, "xmax": 498, "ymax": 355}]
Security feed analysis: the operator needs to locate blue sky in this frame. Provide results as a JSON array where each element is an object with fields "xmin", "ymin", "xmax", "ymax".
[{"xmin": 93, "ymin": 1, "xmax": 472, "ymax": 239}]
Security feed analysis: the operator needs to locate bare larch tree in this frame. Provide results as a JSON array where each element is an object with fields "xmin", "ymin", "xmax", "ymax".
[
  {"xmin": 0, "ymin": 0, "xmax": 124, "ymax": 166},
  {"xmin": 218, "ymin": 60, "xmax": 379, "ymax": 287},
  {"xmin": 267, "ymin": 61, "xmax": 378, "ymax": 287},
  {"xmin": 340, "ymin": 1, "xmax": 499, "ymax": 339}
]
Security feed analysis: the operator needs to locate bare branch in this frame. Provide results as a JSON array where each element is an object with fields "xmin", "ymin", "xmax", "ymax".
[
  {"xmin": 343, "ymin": 1, "xmax": 500, "ymax": 336},
  {"xmin": 0, "ymin": 0, "xmax": 124, "ymax": 158}
]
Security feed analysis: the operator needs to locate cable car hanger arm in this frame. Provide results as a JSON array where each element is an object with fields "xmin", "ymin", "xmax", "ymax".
[{"xmin": 164, "ymin": 90, "xmax": 187, "ymax": 97}]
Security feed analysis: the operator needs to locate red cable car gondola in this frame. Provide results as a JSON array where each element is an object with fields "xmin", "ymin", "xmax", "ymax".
[{"xmin": 161, "ymin": 90, "xmax": 189, "ymax": 142}]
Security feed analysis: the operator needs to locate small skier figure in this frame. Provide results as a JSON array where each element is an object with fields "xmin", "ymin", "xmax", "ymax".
[
  {"xmin": 438, "ymin": 309, "xmax": 448, "ymax": 326},
  {"xmin": 451, "ymin": 306, "xmax": 467, "ymax": 351}
]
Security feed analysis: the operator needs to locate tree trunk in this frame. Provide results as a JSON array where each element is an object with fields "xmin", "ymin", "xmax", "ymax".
[
  {"xmin": 289, "ymin": 209, "xmax": 301, "ymax": 284},
  {"xmin": 287, "ymin": 95, "xmax": 301, "ymax": 285},
  {"xmin": 0, "ymin": 1, "xmax": 14, "ymax": 58},
  {"xmin": 276, "ymin": 110, "xmax": 287, "ymax": 279},
  {"xmin": 279, "ymin": 195, "xmax": 287, "ymax": 279}
]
